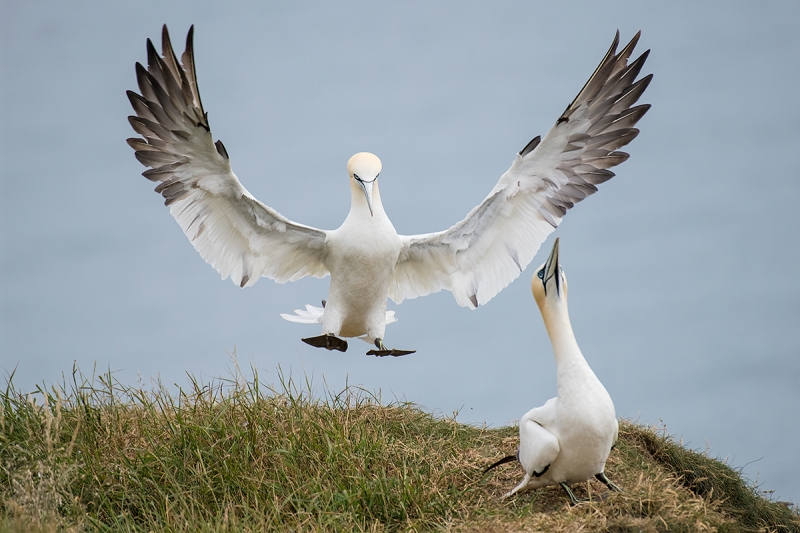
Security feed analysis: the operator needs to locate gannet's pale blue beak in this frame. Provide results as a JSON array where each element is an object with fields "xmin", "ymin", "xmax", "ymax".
[
  {"xmin": 542, "ymin": 237, "xmax": 561, "ymax": 296},
  {"xmin": 355, "ymin": 176, "xmax": 375, "ymax": 217}
]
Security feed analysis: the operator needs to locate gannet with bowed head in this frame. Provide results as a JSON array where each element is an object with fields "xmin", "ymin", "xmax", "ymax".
[
  {"xmin": 126, "ymin": 26, "xmax": 652, "ymax": 356},
  {"xmin": 485, "ymin": 238, "xmax": 621, "ymax": 503},
  {"xmin": 314, "ymin": 152, "xmax": 410, "ymax": 355}
]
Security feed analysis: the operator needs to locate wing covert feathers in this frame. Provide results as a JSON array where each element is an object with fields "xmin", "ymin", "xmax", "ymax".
[
  {"xmin": 391, "ymin": 31, "xmax": 652, "ymax": 308},
  {"xmin": 127, "ymin": 26, "xmax": 328, "ymax": 288}
]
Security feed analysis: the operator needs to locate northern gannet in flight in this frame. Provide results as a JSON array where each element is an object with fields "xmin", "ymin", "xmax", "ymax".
[
  {"xmin": 484, "ymin": 238, "xmax": 621, "ymax": 503},
  {"xmin": 126, "ymin": 26, "xmax": 651, "ymax": 357}
]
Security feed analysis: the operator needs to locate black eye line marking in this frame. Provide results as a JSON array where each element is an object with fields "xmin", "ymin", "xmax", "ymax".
[
  {"xmin": 541, "ymin": 265, "xmax": 561, "ymax": 297},
  {"xmin": 355, "ymin": 175, "xmax": 377, "ymax": 185}
]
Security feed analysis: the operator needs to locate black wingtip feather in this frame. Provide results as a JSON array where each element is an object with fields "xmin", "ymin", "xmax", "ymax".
[
  {"xmin": 186, "ymin": 25, "xmax": 195, "ymax": 52},
  {"xmin": 483, "ymin": 454, "xmax": 517, "ymax": 474},
  {"xmin": 215, "ymin": 140, "xmax": 229, "ymax": 159},
  {"xmin": 629, "ymin": 103, "xmax": 652, "ymax": 120},
  {"xmin": 125, "ymin": 137, "xmax": 144, "ymax": 149},
  {"xmin": 612, "ymin": 73, "xmax": 653, "ymax": 113},
  {"xmin": 562, "ymin": 30, "xmax": 622, "ymax": 120},
  {"xmin": 181, "ymin": 25, "xmax": 206, "ymax": 118},
  {"xmin": 161, "ymin": 25, "xmax": 174, "ymax": 60},
  {"xmin": 615, "ymin": 30, "xmax": 641, "ymax": 63},
  {"xmin": 519, "ymin": 135, "xmax": 541, "ymax": 157},
  {"xmin": 146, "ymin": 38, "xmax": 159, "ymax": 67}
]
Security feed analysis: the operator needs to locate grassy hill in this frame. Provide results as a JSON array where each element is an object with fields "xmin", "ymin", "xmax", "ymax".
[{"xmin": 1, "ymin": 367, "xmax": 797, "ymax": 532}]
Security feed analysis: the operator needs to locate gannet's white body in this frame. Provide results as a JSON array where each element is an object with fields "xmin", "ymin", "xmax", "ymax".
[
  {"xmin": 321, "ymin": 156, "xmax": 401, "ymax": 342},
  {"xmin": 504, "ymin": 238, "xmax": 619, "ymax": 500},
  {"xmin": 127, "ymin": 26, "xmax": 651, "ymax": 355}
]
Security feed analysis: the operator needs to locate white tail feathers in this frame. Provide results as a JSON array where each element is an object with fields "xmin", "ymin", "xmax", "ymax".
[
  {"xmin": 280, "ymin": 304, "xmax": 325, "ymax": 324},
  {"xmin": 280, "ymin": 304, "xmax": 398, "ymax": 327}
]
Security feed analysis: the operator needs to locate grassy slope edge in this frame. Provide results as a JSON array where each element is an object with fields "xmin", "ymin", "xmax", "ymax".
[{"xmin": 1, "ymin": 369, "xmax": 797, "ymax": 533}]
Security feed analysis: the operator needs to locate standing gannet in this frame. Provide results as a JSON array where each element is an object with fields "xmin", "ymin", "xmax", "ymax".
[
  {"xmin": 484, "ymin": 238, "xmax": 621, "ymax": 503},
  {"xmin": 126, "ymin": 26, "xmax": 652, "ymax": 356}
]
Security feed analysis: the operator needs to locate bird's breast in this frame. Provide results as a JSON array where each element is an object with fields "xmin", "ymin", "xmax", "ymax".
[
  {"xmin": 322, "ymin": 219, "xmax": 402, "ymax": 336},
  {"xmin": 327, "ymin": 214, "xmax": 401, "ymax": 272}
]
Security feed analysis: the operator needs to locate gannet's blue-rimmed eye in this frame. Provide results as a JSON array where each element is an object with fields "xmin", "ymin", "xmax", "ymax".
[
  {"xmin": 353, "ymin": 173, "xmax": 359, "ymax": 180},
  {"xmin": 537, "ymin": 269, "xmax": 545, "ymax": 279}
]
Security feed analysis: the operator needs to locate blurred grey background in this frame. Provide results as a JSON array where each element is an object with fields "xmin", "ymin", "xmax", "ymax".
[{"xmin": 2, "ymin": 1, "xmax": 799, "ymax": 502}]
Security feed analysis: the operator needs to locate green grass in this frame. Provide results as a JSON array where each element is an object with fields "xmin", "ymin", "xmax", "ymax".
[{"xmin": 1, "ymin": 366, "xmax": 797, "ymax": 532}]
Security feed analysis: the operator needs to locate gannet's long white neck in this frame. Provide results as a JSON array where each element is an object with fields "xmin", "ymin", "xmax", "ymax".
[
  {"xmin": 532, "ymin": 238, "xmax": 594, "ymax": 386},
  {"xmin": 540, "ymin": 301, "xmax": 582, "ymax": 366}
]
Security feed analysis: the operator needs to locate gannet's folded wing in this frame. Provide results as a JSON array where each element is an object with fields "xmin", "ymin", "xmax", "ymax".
[
  {"xmin": 127, "ymin": 26, "xmax": 328, "ymax": 288},
  {"xmin": 391, "ymin": 31, "xmax": 651, "ymax": 308},
  {"xmin": 519, "ymin": 401, "xmax": 560, "ymax": 478}
]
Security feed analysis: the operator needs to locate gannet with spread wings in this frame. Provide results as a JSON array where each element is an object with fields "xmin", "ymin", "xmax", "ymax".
[{"xmin": 127, "ymin": 26, "xmax": 652, "ymax": 356}]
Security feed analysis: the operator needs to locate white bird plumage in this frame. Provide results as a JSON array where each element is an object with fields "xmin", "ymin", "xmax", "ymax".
[
  {"xmin": 126, "ymin": 26, "xmax": 651, "ymax": 355},
  {"xmin": 490, "ymin": 238, "xmax": 620, "ymax": 503}
]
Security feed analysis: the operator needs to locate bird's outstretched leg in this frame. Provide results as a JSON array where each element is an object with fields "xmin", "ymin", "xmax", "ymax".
[
  {"xmin": 595, "ymin": 472, "xmax": 623, "ymax": 492},
  {"xmin": 559, "ymin": 482, "xmax": 588, "ymax": 505},
  {"xmin": 302, "ymin": 334, "xmax": 348, "ymax": 352},
  {"xmin": 366, "ymin": 338, "xmax": 416, "ymax": 357}
]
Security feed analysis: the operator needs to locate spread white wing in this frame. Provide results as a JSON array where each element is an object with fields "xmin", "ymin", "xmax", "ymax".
[
  {"xmin": 127, "ymin": 26, "xmax": 328, "ymax": 288},
  {"xmin": 390, "ymin": 31, "xmax": 652, "ymax": 308}
]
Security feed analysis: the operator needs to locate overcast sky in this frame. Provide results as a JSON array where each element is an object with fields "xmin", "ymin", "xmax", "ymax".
[{"xmin": 2, "ymin": 1, "xmax": 799, "ymax": 502}]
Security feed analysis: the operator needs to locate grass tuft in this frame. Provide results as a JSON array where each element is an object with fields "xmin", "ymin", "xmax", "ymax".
[
  {"xmin": 1, "ymin": 365, "xmax": 797, "ymax": 532},
  {"xmin": 624, "ymin": 424, "xmax": 799, "ymax": 532}
]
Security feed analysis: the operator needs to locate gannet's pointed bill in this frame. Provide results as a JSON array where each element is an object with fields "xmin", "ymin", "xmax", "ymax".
[
  {"xmin": 540, "ymin": 237, "xmax": 561, "ymax": 296},
  {"xmin": 356, "ymin": 177, "xmax": 375, "ymax": 217},
  {"xmin": 347, "ymin": 152, "xmax": 382, "ymax": 218}
]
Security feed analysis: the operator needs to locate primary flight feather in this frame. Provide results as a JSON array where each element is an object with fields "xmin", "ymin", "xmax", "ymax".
[{"xmin": 127, "ymin": 26, "xmax": 651, "ymax": 356}]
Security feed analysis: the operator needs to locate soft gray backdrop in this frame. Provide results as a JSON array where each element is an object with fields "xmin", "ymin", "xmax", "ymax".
[{"xmin": 2, "ymin": 1, "xmax": 799, "ymax": 502}]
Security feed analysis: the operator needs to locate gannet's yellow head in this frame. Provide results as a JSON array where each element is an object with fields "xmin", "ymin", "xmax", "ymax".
[
  {"xmin": 347, "ymin": 152, "xmax": 382, "ymax": 217},
  {"xmin": 532, "ymin": 237, "xmax": 568, "ymax": 309}
]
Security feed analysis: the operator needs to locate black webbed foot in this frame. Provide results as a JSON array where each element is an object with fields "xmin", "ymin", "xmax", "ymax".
[
  {"xmin": 366, "ymin": 338, "xmax": 416, "ymax": 357},
  {"xmin": 595, "ymin": 472, "xmax": 623, "ymax": 492},
  {"xmin": 367, "ymin": 349, "xmax": 417, "ymax": 357},
  {"xmin": 302, "ymin": 334, "xmax": 348, "ymax": 352}
]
